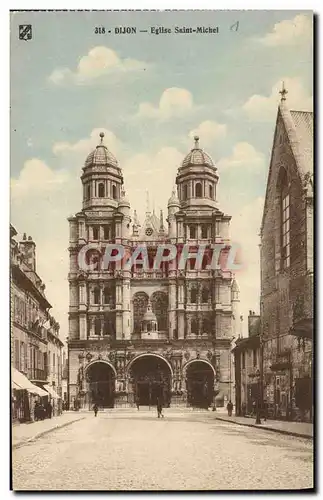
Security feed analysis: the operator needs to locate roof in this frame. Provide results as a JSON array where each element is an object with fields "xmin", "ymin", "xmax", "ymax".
[
  {"xmin": 181, "ymin": 136, "xmax": 215, "ymax": 168},
  {"xmin": 289, "ymin": 110, "xmax": 313, "ymax": 177},
  {"xmin": 85, "ymin": 144, "xmax": 118, "ymax": 169},
  {"xmin": 261, "ymin": 104, "xmax": 313, "ymax": 232}
]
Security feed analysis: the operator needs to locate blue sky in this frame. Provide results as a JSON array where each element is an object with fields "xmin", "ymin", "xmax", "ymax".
[{"xmin": 10, "ymin": 10, "xmax": 313, "ymax": 337}]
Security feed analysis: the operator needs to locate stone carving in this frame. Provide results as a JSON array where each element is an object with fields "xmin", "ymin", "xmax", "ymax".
[
  {"xmin": 109, "ymin": 351, "xmax": 116, "ymax": 362},
  {"xmin": 184, "ymin": 351, "xmax": 190, "ymax": 361},
  {"xmin": 126, "ymin": 352, "xmax": 135, "ymax": 362},
  {"xmin": 207, "ymin": 350, "xmax": 213, "ymax": 361}
]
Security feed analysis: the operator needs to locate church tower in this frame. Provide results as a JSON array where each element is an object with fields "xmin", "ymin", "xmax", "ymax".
[{"xmin": 68, "ymin": 133, "xmax": 240, "ymax": 410}]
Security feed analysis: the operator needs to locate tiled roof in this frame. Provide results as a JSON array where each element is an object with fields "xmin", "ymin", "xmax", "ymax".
[
  {"xmin": 289, "ymin": 110, "xmax": 313, "ymax": 176},
  {"xmin": 85, "ymin": 145, "xmax": 118, "ymax": 168}
]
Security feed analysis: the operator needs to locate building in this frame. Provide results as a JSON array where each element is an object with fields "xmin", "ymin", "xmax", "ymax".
[
  {"xmin": 68, "ymin": 134, "xmax": 240, "ymax": 409},
  {"xmin": 260, "ymin": 86, "xmax": 313, "ymax": 421},
  {"xmin": 233, "ymin": 311, "xmax": 260, "ymax": 416},
  {"xmin": 11, "ymin": 225, "xmax": 64, "ymax": 421}
]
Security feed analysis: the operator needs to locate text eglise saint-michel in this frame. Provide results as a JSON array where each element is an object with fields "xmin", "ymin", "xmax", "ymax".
[{"xmin": 95, "ymin": 26, "xmax": 219, "ymax": 35}]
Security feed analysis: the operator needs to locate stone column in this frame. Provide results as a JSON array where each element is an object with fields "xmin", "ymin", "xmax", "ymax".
[
  {"xmin": 79, "ymin": 313, "xmax": 87, "ymax": 340},
  {"xmin": 122, "ymin": 277, "xmax": 131, "ymax": 339},
  {"xmin": 168, "ymin": 279, "xmax": 176, "ymax": 339}
]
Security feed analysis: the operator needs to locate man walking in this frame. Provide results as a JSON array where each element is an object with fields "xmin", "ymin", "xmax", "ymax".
[
  {"xmin": 93, "ymin": 403, "xmax": 98, "ymax": 417},
  {"xmin": 227, "ymin": 400, "xmax": 233, "ymax": 417},
  {"xmin": 156, "ymin": 397, "xmax": 164, "ymax": 418}
]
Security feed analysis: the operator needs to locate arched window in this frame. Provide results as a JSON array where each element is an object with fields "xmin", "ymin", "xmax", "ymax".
[
  {"xmin": 104, "ymin": 286, "xmax": 114, "ymax": 306},
  {"xmin": 93, "ymin": 227, "xmax": 99, "ymax": 240},
  {"xmin": 209, "ymin": 184, "xmax": 213, "ymax": 199},
  {"xmin": 87, "ymin": 185, "xmax": 91, "ymax": 199},
  {"xmin": 103, "ymin": 225, "xmax": 110, "ymax": 240},
  {"xmin": 189, "ymin": 225, "xmax": 196, "ymax": 239},
  {"xmin": 151, "ymin": 291, "xmax": 168, "ymax": 331},
  {"xmin": 202, "ymin": 318, "xmax": 210, "ymax": 333},
  {"xmin": 94, "ymin": 318, "xmax": 101, "ymax": 336},
  {"xmin": 112, "ymin": 185, "xmax": 117, "ymax": 200},
  {"xmin": 202, "ymin": 288, "xmax": 209, "ymax": 303},
  {"xmin": 280, "ymin": 169, "xmax": 290, "ymax": 269},
  {"xmin": 183, "ymin": 184, "xmax": 188, "ymax": 201},
  {"xmin": 201, "ymin": 224, "xmax": 208, "ymax": 239},
  {"xmin": 190, "ymin": 288, "xmax": 198, "ymax": 303},
  {"xmin": 133, "ymin": 292, "xmax": 149, "ymax": 333},
  {"xmin": 195, "ymin": 182, "xmax": 202, "ymax": 198},
  {"xmin": 191, "ymin": 319, "xmax": 198, "ymax": 334},
  {"xmin": 98, "ymin": 183, "xmax": 105, "ymax": 198},
  {"xmin": 93, "ymin": 287, "xmax": 100, "ymax": 305}
]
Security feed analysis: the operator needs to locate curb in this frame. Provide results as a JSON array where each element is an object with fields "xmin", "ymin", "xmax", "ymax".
[
  {"xmin": 13, "ymin": 416, "xmax": 86, "ymax": 450},
  {"xmin": 215, "ymin": 416, "xmax": 313, "ymax": 440}
]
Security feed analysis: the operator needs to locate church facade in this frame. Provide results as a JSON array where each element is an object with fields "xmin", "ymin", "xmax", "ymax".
[{"xmin": 67, "ymin": 134, "xmax": 240, "ymax": 409}]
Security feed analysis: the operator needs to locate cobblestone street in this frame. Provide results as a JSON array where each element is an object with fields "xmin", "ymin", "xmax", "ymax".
[{"xmin": 12, "ymin": 411, "xmax": 313, "ymax": 491}]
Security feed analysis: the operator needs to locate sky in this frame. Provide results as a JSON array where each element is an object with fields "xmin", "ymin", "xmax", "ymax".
[{"xmin": 10, "ymin": 10, "xmax": 313, "ymax": 339}]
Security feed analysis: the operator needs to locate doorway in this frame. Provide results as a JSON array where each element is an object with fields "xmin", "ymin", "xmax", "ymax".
[{"xmin": 86, "ymin": 362, "xmax": 115, "ymax": 408}]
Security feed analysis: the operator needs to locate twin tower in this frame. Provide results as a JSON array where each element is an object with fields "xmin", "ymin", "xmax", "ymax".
[{"xmin": 67, "ymin": 133, "xmax": 240, "ymax": 409}]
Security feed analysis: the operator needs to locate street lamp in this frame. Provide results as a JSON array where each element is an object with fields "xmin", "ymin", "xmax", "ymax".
[{"xmin": 255, "ymin": 368, "xmax": 262, "ymax": 425}]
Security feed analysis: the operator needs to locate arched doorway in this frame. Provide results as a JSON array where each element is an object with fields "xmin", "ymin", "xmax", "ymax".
[
  {"xmin": 128, "ymin": 355, "xmax": 172, "ymax": 407},
  {"xmin": 86, "ymin": 362, "xmax": 116, "ymax": 408},
  {"xmin": 186, "ymin": 361, "xmax": 214, "ymax": 409}
]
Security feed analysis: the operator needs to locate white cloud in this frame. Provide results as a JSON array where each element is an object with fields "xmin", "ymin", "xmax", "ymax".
[
  {"xmin": 136, "ymin": 87, "xmax": 194, "ymax": 121},
  {"xmin": 11, "ymin": 159, "xmax": 69, "ymax": 197},
  {"xmin": 49, "ymin": 46, "xmax": 148, "ymax": 85},
  {"xmin": 255, "ymin": 14, "xmax": 312, "ymax": 47},
  {"xmin": 53, "ymin": 128, "xmax": 121, "ymax": 158},
  {"xmin": 11, "ymin": 159, "xmax": 80, "ymax": 337},
  {"xmin": 188, "ymin": 120, "xmax": 227, "ymax": 145},
  {"xmin": 242, "ymin": 77, "xmax": 313, "ymax": 122},
  {"xmin": 218, "ymin": 142, "xmax": 264, "ymax": 171}
]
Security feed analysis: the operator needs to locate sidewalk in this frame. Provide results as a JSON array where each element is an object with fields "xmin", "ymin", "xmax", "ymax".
[
  {"xmin": 12, "ymin": 412, "xmax": 86, "ymax": 449},
  {"xmin": 215, "ymin": 413, "xmax": 313, "ymax": 439}
]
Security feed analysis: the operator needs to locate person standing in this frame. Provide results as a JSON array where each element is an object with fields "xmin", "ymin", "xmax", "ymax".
[
  {"xmin": 93, "ymin": 403, "xmax": 98, "ymax": 417},
  {"xmin": 47, "ymin": 400, "xmax": 53, "ymax": 419},
  {"xmin": 136, "ymin": 396, "xmax": 140, "ymax": 411},
  {"xmin": 227, "ymin": 400, "xmax": 233, "ymax": 417},
  {"xmin": 156, "ymin": 397, "xmax": 164, "ymax": 418}
]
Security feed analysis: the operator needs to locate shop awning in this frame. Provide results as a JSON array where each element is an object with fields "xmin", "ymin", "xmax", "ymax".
[
  {"xmin": 12, "ymin": 368, "xmax": 48, "ymax": 397},
  {"xmin": 45, "ymin": 386, "xmax": 61, "ymax": 399}
]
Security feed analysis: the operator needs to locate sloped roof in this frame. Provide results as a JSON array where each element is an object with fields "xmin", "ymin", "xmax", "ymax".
[{"xmin": 289, "ymin": 110, "xmax": 313, "ymax": 176}]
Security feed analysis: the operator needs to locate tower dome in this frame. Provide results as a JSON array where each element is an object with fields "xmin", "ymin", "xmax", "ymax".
[
  {"xmin": 167, "ymin": 187, "xmax": 180, "ymax": 207},
  {"xmin": 182, "ymin": 136, "xmax": 215, "ymax": 168},
  {"xmin": 84, "ymin": 132, "xmax": 118, "ymax": 169},
  {"xmin": 81, "ymin": 132, "xmax": 123, "ymax": 211},
  {"xmin": 176, "ymin": 136, "xmax": 219, "ymax": 209},
  {"xmin": 143, "ymin": 300, "xmax": 157, "ymax": 322},
  {"xmin": 118, "ymin": 188, "xmax": 130, "ymax": 208}
]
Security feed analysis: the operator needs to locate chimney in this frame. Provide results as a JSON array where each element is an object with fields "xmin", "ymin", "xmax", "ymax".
[{"xmin": 19, "ymin": 235, "xmax": 36, "ymax": 271}]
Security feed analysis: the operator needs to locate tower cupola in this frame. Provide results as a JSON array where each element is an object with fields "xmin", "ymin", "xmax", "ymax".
[{"xmin": 81, "ymin": 132, "xmax": 124, "ymax": 211}]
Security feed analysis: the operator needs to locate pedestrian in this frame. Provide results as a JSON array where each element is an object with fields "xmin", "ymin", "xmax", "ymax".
[
  {"xmin": 93, "ymin": 403, "xmax": 98, "ymax": 417},
  {"xmin": 136, "ymin": 396, "xmax": 140, "ymax": 411},
  {"xmin": 156, "ymin": 397, "xmax": 164, "ymax": 418},
  {"xmin": 34, "ymin": 400, "xmax": 40, "ymax": 421},
  {"xmin": 227, "ymin": 400, "xmax": 233, "ymax": 417},
  {"xmin": 47, "ymin": 400, "xmax": 53, "ymax": 419}
]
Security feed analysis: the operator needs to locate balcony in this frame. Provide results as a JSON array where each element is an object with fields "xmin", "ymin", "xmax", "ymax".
[
  {"xmin": 29, "ymin": 368, "xmax": 48, "ymax": 383},
  {"xmin": 270, "ymin": 349, "xmax": 291, "ymax": 372}
]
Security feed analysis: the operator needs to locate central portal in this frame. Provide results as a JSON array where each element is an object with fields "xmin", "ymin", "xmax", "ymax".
[
  {"xmin": 129, "ymin": 356, "xmax": 171, "ymax": 407},
  {"xmin": 86, "ymin": 362, "xmax": 115, "ymax": 408}
]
